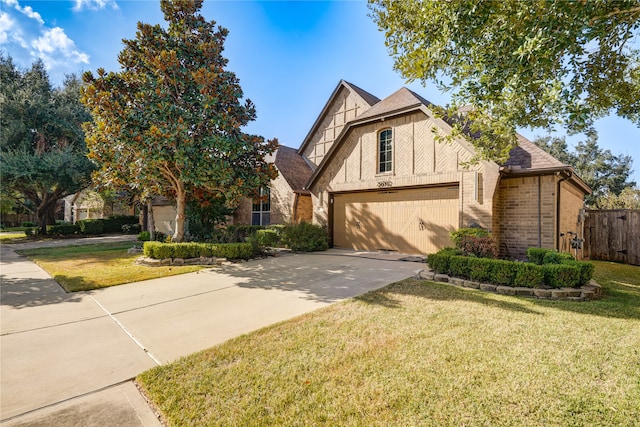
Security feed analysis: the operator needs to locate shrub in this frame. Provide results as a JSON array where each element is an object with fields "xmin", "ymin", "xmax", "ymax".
[
  {"xmin": 513, "ymin": 263, "xmax": 545, "ymax": 288},
  {"xmin": 143, "ymin": 241, "xmax": 174, "ymax": 259},
  {"xmin": 451, "ymin": 227, "xmax": 490, "ymax": 247},
  {"xmin": 489, "ymin": 259, "xmax": 517, "ymax": 286},
  {"xmin": 426, "ymin": 247, "xmax": 460, "ymax": 274},
  {"xmin": 122, "ymin": 223, "xmax": 141, "ymax": 234},
  {"xmin": 542, "ymin": 251, "xmax": 574, "ymax": 264},
  {"xmin": 281, "ymin": 222, "xmax": 328, "ymax": 252},
  {"xmin": 542, "ymin": 264, "xmax": 581, "ymax": 288},
  {"xmin": 47, "ymin": 224, "xmax": 80, "ymax": 235},
  {"xmin": 173, "ymin": 243, "xmax": 201, "ymax": 259},
  {"xmin": 565, "ymin": 261, "xmax": 595, "ymax": 285},
  {"xmin": 526, "ymin": 248, "xmax": 551, "ymax": 265},
  {"xmin": 24, "ymin": 228, "xmax": 35, "ymax": 237},
  {"xmin": 256, "ymin": 229, "xmax": 280, "ymax": 247},
  {"xmin": 457, "ymin": 235, "xmax": 498, "ymax": 258},
  {"xmin": 448, "ymin": 255, "xmax": 470, "ymax": 279},
  {"xmin": 101, "ymin": 215, "xmax": 139, "ymax": 233},
  {"xmin": 138, "ymin": 231, "xmax": 151, "ymax": 241},
  {"xmin": 467, "ymin": 257, "xmax": 492, "ymax": 282},
  {"xmin": 211, "ymin": 243, "xmax": 254, "ymax": 260},
  {"xmin": 78, "ymin": 219, "xmax": 104, "ymax": 235},
  {"xmin": 21, "ymin": 221, "xmax": 36, "ymax": 227}
]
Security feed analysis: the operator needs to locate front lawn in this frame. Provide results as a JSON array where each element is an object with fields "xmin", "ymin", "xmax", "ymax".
[
  {"xmin": 18, "ymin": 242, "xmax": 205, "ymax": 292},
  {"xmin": 137, "ymin": 261, "xmax": 640, "ymax": 426}
]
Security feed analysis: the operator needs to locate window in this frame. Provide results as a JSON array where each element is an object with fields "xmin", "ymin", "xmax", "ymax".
[
  {"xmin": 378, "ymin": 128, "xmax": 393, "ymax": 173},
  {"xmin": 251, "ymin": 187, "xmax": 271, "ymax": 226}
]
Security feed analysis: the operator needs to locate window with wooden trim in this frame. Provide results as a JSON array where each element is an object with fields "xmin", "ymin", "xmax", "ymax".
[
  {"xmin": 378, "ymin": 128, "xmax": 393, "ymax": 173},
  {"xmin": 251, "ymin": 187, "xmax": 271, "ymax": 226}
]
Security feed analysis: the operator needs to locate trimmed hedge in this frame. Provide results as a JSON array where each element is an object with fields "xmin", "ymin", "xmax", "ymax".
[
  {"xmin": 77, "ymin": 219, "xmax": 104, "ymax": 235},
  {"xmin": 46, "ymin": 224, "xmax": 80, "ymax": 235},
  {"xmin": 256, "ymin": 229, "xmax": 280, "ymax": 247},
  {"xmin": 450, "ymin": 227, "xmax": 490, "ymax": 247},
  {"xmin": 427, "ymin": 248, "xmax": 594, "ymax": 288},
  {"xmin": 143, "ymin": 241, "xmax": 255, "ymax": 260},
  {"xmin": 281, "ymin": 222, "xmax": 328, "ymax": 252}
]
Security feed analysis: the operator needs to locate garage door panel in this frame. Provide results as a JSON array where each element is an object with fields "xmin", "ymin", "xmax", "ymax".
[{"xmin": 333, "ymin": 186, "xmax": 459, "ymax": 254}]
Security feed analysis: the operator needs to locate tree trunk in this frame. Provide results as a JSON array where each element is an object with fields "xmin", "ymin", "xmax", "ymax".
[
  {"xmin": 173, "ymin": 185, "xmax": 186, "ymax": 242},
  {"xmin": 147, "ymin": 198, "xmax": 156, "ymax": 241},
  {"xmin": 36, "ymin": 195, "xmax": 58, "ymax": 235}
]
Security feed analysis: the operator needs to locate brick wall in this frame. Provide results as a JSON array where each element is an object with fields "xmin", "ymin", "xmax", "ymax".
[
  {"xmin": 558, "ymin": 180, "xmax": 586, "ymax": 254},
  {"xmin": 495, "ymin": 175, "xmax": 556, "ymax": 259}
]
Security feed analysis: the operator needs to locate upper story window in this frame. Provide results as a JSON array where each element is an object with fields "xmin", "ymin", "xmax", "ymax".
[
  {"xmin": 251, "ymin": 187, "xmax": 271, "ymax": 226},
  {"xmin": 378, "ymin": 128, "xmax": 393, "ymax": 173}
]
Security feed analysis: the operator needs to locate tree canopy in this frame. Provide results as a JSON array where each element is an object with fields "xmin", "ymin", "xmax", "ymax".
[
  {"xmin": 0, "ymin": 55, "xmax": 95, "ymax": 233},
  {"xmin": 81, "ymin": 0, "xmax": 277, "ymax": 242},
  {"xmin": 533, "ymin": 132, "xmax": 636, "ymax": 208},
  {"xmin": 369, "ymin": 0, "xmax": 640, "ymax": 162}
]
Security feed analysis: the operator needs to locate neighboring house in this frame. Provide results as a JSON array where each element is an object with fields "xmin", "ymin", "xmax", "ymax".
[
  {"xmin": 63, "ymin": 190, "xmax": 104, "ymax": 223},
  {"xmin": 237, "ymin": 80, "xmax": 590, "ymax": 259},
  {"xmin": 234, "ymin": 145, "xmax": 313, "ymax": 226}
]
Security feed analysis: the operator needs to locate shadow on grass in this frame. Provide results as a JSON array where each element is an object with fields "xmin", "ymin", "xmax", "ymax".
[
  {"xmin": 355, "ymin": 269, "xmax": 640, "ymax": 321},
  {"xmin": 356, "ymin": 279, "xmax": 544, "ymax": 315}
]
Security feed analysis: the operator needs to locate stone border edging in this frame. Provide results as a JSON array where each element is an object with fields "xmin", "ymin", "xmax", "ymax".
[
  {"xmin": 135, "ymin": 256, "xmax": 227, "ymax": 266},
  {"xmin": 418, "ymin": 269, "xmax": 602, "ymax": 301}
]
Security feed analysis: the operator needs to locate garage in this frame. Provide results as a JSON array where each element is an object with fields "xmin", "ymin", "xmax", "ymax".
[{"xmin": 331, "ymin": 185, "xmax": 460, "ymax": 254}]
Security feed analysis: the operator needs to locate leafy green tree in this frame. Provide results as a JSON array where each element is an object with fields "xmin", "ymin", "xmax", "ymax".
[
  {"xmin": 369, "ymin": 0, "xmax": 640, "ymax": 162},
  {"xmin": 0, "ymin": 55, "xmax": 95, "ymax": 233},
  {"xmin": 533, "ymin": 132, "xmax": 635, "ymax": 207},
  {"xmin": 81, "ymin": 0, "xmax": 277, "ymax": 242},
  {"xmin": 596, "ymin": 186, "xmax": 640, "ymax": 209}
]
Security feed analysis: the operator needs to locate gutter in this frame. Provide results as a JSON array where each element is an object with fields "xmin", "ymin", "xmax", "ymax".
[{"xmin": 556, "ymin": 171, "xmax": 572, "ymax": 251}]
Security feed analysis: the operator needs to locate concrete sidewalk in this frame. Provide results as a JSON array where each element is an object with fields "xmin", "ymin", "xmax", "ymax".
[{"xmin": 1, "ymin": 239, "xmax": 423, "ymax": 425}]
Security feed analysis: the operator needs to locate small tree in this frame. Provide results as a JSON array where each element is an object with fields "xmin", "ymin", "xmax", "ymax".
[{"xmin": 81, "ymin": 0, "xmax": 277, "ymax": 242}]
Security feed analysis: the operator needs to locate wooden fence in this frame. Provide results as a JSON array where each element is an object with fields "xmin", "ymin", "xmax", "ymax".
[
  {"xmin": 0, "ymin": 213, "xmax": 38, "ymax": 227},
  {"xmin": 584, "ymin": 209, "xmax": 640, "ymax": 266}
]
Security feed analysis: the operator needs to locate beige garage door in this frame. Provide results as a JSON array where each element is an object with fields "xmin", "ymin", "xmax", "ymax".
[{"xmin": 332, "ymin": 186, "xmax": 459, "ymax": 254}]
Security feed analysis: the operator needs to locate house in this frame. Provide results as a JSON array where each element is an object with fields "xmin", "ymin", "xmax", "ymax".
[{"xmin": 236, "ymin": 80, "xmax": 591, "ymax": 259}]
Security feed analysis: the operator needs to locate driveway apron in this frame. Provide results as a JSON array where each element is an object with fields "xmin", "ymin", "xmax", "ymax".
[{"xmin": 1, "ymin": 240, "xmax": 422, "ymax": 425}]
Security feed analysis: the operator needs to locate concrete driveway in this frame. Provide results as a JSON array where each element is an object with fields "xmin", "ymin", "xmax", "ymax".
[{"xmin": 1, "ymin": 239, "xmax": 423, "ymax": 425}]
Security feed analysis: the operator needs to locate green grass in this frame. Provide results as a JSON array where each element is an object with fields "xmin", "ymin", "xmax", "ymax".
[
  {"xmin": 137, "ymin": 261, "xmax": 640, "ymax": 426},
  {"xmin": 18, "ymin": 242, "xmax": 205, "ymax": 292}
]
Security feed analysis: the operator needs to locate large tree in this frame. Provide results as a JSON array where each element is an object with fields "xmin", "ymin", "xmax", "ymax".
[
  {"xmin": 534, "ymin": 132, "xmax": 635, "ymax": 207},
  {"xmin": 0, "ymin": 55, "xmax": 95, "ymax": 233},
  {"xmin": 81, "ymin": 0, "xmax": 277, "ymax": 242},
  {"xmin": 369, "ymin": 0, "xmax": 640, "ymax": 162}
]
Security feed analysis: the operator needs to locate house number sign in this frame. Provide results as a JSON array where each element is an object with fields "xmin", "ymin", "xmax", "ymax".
[{"xmin": 377, "ymin": 180, "xmax": 393, "ymax": 188}]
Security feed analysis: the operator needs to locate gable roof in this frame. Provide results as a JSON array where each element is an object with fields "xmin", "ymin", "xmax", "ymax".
[
  {"xmin": 274, "ymin": 145, "xmax": 313, "ymax": 194},
  {"xmin": 297, "ymin": 80, "xmax": 380, "ymax": 155},
  {"xmin": 301, "ymin": 82, "xmax": 590, "ymax": 194}
]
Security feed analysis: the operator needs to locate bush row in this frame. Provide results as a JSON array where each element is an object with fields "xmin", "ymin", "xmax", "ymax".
[
  {"xmin": 143, "ymin": 241, "xmax": 255, "ymax": 260},
  {"xmin": 427, "ymin": 249, "xmax": 594, "ymax": 288},
  {"xmin": 45, "ymin": 216, "xmax": 140, "ymax": 236},
  {"xmin": 207, "ymin": 222, "xmax": 328, "ymax": 252}
]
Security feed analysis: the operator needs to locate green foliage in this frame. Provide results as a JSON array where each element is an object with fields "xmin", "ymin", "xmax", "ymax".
[
  {"xmin": 596, "ymin": 186, "xmax": 640, "ymax": 209},
  {"xmin": 426, "ymin": 247, "xmax": 460, "ymax": 274},
  {"xmin": 513, "ymin": 263, "xmax": 545, "ymax": 288},
  {"xmin": 566, "ymin": 261, "xmax": 596, "ymax": 286},
  {"xmin": 450, "ymin": 228, "xmax": 490, "ymax": 247},
  {"xmin": 457, "ymin": 235, "xmax": 498, "ymax": 258},
  {"xmin": 1, "ymin": 56, "xmax": 95, "ymax": 234},
  {"xmin": 534, "ymin": 134, "xmax": 635, "ymax": 207},
  {"xmin": 489, "ymin": 260, "xmax": 517, "ymax": 286},
  {"xmin": 143, "ymin": 241, "xmax": 254, "ymax": 260},
  {"xmin": 21, "ymin": 221, "xmax": 36, "ymax": 227},
  {"xmin": 77, "ymin": 219, "xmax": 104, "ymax": 235},
  {"xmin": 46, "ymin": 224, "xmax": 80, "ymax": 235},
  {"xmin": 209, "ymin": 225, "xmax": 263, "ymax": 243},
  {"xmin": 100, "ymin": 215, "xmax": 139, "ymax": 233},
  {"xmin": 527, "ymin": 248, "xmax": 552, "ymax": 265},
  {"xmin": 369, "ymin": 1, "xmax": 640, "ymax": 163},
  {"xmin": 81, "ymin": 0, "xmax": 278, "ymax": 242},
  {"xmin": 542, "ymin": 251, "xmax": 574, "ymax": 264},
  {"xmin": 138, "ymin": 231, "xmax": 151, "ymax": 241},
  {"xmin": 467, "ymin": 257, "xmax": 492, "ymax": 283},
  {"xmin": 542, "ymin": 264, "xmax": 581, "ymax": 288},
  {"xmin": 280, "ymin": 222, "xmax": 329, "ymax": 252},
  {"xmin": 256, "ymin": 229, "xmax": 280, "ymax": 247},
  {"xmin": 448, "ymin": 256, "xmax": 470, "ymax": 279},
  {"xmin": 121, "ymin": 223, "xmax": 141, "ymax": 234},
  {"xmin": 186, "ymin": 192, "xmax": 233, "ymax": 241}
]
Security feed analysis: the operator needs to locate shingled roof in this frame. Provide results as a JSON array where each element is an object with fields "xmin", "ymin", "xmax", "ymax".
[
  {"xmin": 503, "ymin": 134, "xmax": 567, "ymax": 170},
  {"xmin": 274, "ymin": 145, "xmax": 313, "ymax": 193}
]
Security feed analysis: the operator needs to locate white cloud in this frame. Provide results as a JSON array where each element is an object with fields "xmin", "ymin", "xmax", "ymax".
[
  {"xmin": 0, "ymin": 12, "xmax": 14, "ymax": 44},
  {"xmin": 17, "ymin": 4, "xmax": 44, "ymax": 24},
  {"xmin": 32, "ymin": 27, "xmax": 90, "ymax": 66},
  {"xmin": 72, "ymin": 0, "xmax": 118, "ymax": 12}
]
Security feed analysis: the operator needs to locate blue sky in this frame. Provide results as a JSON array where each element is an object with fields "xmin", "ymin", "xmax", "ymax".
[{"xmin": 2, "ymin": 0, "xmax": 639, "ymax": 184}]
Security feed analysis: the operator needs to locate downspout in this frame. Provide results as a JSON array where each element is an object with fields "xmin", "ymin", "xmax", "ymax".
[
  {"xmin": 556, "ymin": 171, "xmax": 572, "ymax": 251},
  {"xmin": 538, "ymin": 175, "xmax": 542, "ymax": 247}
]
